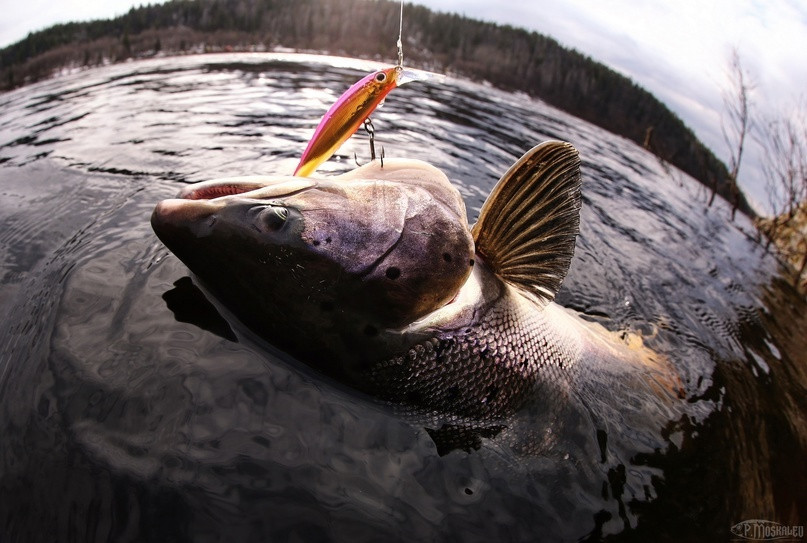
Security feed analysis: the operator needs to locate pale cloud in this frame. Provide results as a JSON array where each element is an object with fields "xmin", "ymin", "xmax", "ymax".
[{"xmin": 0, "ymin": 0, "xmax": 160, "ymax": 48}]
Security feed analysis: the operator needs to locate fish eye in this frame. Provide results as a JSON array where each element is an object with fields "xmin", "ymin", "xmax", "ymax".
[
  {"xmin": 375, "ymin": 72, "xmax": 387, "ymax": 82},
  {"xmin": 259, "ymin": 205, "xmax": 289, "ymax": 232}
]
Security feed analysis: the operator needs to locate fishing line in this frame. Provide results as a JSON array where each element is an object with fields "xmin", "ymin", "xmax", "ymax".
[{"xmin": 397, "ymin": 0, "xmax": 404, "ymax": 67}]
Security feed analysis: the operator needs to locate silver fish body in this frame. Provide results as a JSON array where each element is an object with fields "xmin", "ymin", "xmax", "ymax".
[{"xmin": 368, "ymin": 263, "xmax": 583, "ymax": 421}]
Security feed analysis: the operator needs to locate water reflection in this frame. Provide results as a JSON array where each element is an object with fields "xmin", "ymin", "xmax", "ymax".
[
  {"xmin": 162, "ymin": 277, "xmax": 236, "ymax": 341},
  {"xmin": 0, "ymin": 53, "xmax": 804, "ymax": 541}
]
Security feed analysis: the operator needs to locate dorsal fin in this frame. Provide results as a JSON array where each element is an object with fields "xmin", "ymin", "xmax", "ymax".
[{"xmin": 471, "ymin": 141, "xmax": 582, "ymax": 304}]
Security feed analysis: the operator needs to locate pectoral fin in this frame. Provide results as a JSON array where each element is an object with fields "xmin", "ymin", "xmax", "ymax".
[{"xmin": 471, "ymin": 141, "xmax": 582, "ymax": 303}]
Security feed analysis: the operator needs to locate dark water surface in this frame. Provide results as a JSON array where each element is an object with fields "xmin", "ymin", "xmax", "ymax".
[{"xmin": 0, "ymin": 54, "xmax": 805, "ymax": 542}]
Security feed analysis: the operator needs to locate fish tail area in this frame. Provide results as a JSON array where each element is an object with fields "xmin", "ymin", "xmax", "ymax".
[
  {"xmin": 580, "ymin": 318, "xmax": 684, "ymax": 402},
  {"xmin": 618, "ymin": 328, "xmax": 684, "ymax": 401}
]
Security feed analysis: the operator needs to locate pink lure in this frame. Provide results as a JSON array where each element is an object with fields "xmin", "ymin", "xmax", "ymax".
[{"xmin": 294, "ymin": 66, "xmax": 421, "ymax": 176}]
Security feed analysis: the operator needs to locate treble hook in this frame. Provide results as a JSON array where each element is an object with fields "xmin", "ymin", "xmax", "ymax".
[
  {"xmin": 365, "ymin": 118, "xmax": 377, "ymax": 160},
  {"xmin": 353, "ymin": 117, "xmax": 385, "ymax": 168}
]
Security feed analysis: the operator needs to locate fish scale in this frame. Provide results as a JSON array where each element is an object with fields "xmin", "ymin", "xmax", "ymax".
[{"xmin": 368, "ymin": 286, "xmax": 582, "ymax": 422}]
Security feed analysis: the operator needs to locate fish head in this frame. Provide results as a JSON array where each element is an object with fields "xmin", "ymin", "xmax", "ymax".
[{"xmin": 151, "ymin": 159, "xmax": 474, "ymax": 366}]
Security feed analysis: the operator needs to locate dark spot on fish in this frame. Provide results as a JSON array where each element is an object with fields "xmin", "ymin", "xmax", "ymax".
[
  {"xmin": 446, "ymin": 385, "xmax": 460, "ymax": 401},
  {"xmin": 313, "ymin": 239, "xmax": 321, "ymax": 246},
  {"xmin": 325, "ymin": 237, "xmax": 332, "ymax": 244},
  {"xmin": 483, "ymin": 385, "xmax": 498, "ymax": 403},
  {"xmin": 469, "ymin": 259, "xmax": 475, "ymax": 267},
  {"xmin": 464, "ymin": 488, "xmax": 474, "ymax": 495},
  {"xmin": 405, "ymin": 390, "xmax": 423, "ymax": 404},
  {"xmin": 363, "ymin": 324, "xmax": 378, "ymax": 337},
  {"xmin": 385, "ymin": 266, "xmax": 401, "ymax": 280},
  {"xmin": 320, "ymin": 300, "xmax": 335, "ymax": 312},
  {"xmin": 443, "ymin": 252, "xmax": 452, "ymax": 262}
]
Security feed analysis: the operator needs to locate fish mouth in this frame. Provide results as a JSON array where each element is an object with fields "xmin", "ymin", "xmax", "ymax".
[
  {"xmin": 153, "ymin": 179, "xmax": 274, "ymax": 227},
  {"xmin": 152, "ymin": 177, "xmax": 315, "ymax": 232},
  {"xmin": 176, "ymin": 179, "xmax": 275, "ymax": 200},
  {"xmin": 175, "ymin": 176, "xmax": 316, "ymax": 201}
]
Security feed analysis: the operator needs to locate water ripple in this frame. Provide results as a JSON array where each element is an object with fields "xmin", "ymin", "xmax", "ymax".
[{"xmin": 0, "ymin": 53, "xmax": 804, "ymax": 542}]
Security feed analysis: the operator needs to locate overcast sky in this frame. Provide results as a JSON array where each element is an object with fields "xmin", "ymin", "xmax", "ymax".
[{"xmin": 1, "ymin": 0, "xmax": 805, "ymax": 209}]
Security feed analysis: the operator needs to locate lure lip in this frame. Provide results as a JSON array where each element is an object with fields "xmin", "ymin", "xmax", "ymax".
[{"xmin": 396, "ymin": 67, "xmax": 440, "ymax": 86}]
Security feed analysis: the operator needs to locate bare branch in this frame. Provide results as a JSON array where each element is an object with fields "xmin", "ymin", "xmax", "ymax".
[
  {"xmin": 755, "ymin": 99, "xmax": 807, "ymax": 291},
  {"xmin": 757, "ymin": 103, "xmax": 807, "ymax": 218},
  {"xmin": 719, "ymin": 48, "xmax": 754, "ymax": 212}
]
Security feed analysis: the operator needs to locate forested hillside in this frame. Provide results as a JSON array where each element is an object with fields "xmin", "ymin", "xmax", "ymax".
[{"xmin": 0, "ymin": 0, "xmax": 752, "ymax": 215}]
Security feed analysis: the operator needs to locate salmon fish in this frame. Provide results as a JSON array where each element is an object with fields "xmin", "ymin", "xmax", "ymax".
[{"xmin": 152, "ymin": 142, "xmax": 679, "ymax": 446}]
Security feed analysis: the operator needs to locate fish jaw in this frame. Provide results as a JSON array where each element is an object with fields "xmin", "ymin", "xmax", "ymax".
[{"xmin": 294, "ymin": 66, "xmax": 402, "ymax": 177}]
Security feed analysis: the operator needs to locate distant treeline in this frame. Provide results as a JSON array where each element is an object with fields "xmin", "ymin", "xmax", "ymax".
[{"xmin": 0, "ymin": 0, "xmax": 752, "ymax": 215}]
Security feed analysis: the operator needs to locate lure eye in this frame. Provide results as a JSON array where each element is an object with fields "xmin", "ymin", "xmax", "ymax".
[{"xmin": 375, "ymin": 72, "xmax": 387, "ymax": 83}]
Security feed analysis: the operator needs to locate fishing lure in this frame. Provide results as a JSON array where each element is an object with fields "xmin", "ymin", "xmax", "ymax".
[{"xmin": 293, "ymin": 65, "xmax": 422, "ymax": 177}]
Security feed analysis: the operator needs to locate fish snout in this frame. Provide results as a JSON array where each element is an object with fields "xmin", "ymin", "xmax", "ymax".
[{"xmin": 151, "ymin": 198, "xmax": 223, "ymax": 250}]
